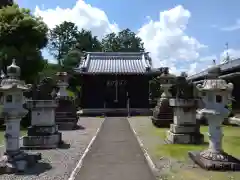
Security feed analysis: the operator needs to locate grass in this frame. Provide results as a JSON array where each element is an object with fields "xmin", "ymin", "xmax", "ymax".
[
  {"xmin": 151, "ymin": 125, "xmax": 240, "ymax": 161},
  {"xmin": 130, "ymin": 118, "xmax": 240, "ymax": 180}
]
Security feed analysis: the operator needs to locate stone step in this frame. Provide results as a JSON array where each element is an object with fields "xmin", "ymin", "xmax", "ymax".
[{"xmin": 22, "ymin": 132, "xmax": 62, "ymax": 149}]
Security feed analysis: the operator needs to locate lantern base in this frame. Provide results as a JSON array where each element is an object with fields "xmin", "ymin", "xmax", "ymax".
[
  {"xmin": 22, "ymin": 131, "xmax": 63, "ymax": 149},
  {"xmin": 166, "ymin": 124, "xmax": 204, "ymax": 144},
  {"xmin": 151, "ymin": 97, "xmax": 173, "ymax": 128},
  {"xmin": 55, "ymin": 99, "xmax": 78, "ymax": 130},
  {"xmin": 188, "ymin": 150, "xmax": 240, "ymax": 171},
  {"xmin": 166, "ymin": 131, "xmax": 204, "ymax": 144},
  {"xmin": 0, "ymin": 150, "xmax": 41, "ymax": 174}
]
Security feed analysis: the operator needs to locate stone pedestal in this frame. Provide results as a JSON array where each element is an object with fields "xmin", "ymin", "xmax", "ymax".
[
  {"xmin": 189, "ymin": 109, "xmax": 240, "ymax": 170},
  {"xmin": 55, "ymin": 72, "xmax": 78, "ymax": 130},
  {"xmin": 0, "ymin": 117, "xmax": 41, "ymax": 173},
  {"xmin": 55, "ymin": 97, "xmax": 78, "ymax": 130},
  {"xmin": 152, "ymin": 85, "xmax": 173, "ymax": 127},
  {"xmin": 22, "ymin": 100, "xmax": 62, "ymax": 149},
  {"xmin": 166, "ymin": 99, "xmax": 204, "ymax": 144}
]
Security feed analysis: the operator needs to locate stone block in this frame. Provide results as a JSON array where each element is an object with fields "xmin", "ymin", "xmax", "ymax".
[
  {"xmin": 0, "ymin": 151, "xmax": 42, "ymax": 173},
  {"xmin": 15, "ymin": 160, "xmax": 27, "ymax": 171},
  {"xmin": 22, "ymin": 132, "xmax": 62, "ymax": 149},
  {"xmin": 189, "ymin": 151, "xmax": 240, "ymax": 171},
  {"xmin": 55, "ymin": 110, "xmax": 78, "ymax": 130},
  {"xmin": 27, "ymin": 125, "xmax": 58, "ymax": 136},
  {"xmin": 170, "ymin": 124, "xmax": 200, "ymax": 134},
  {"xmin": 166, "ymin": 130, "xmax": 204, "ymax": 144},
  {"xmin": 173, "ymin": 110, "xmax": 197, "ymax": 125}
]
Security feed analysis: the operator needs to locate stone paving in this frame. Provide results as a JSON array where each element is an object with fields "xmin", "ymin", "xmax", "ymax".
[
  {"xmin": 0, "ymin": 118, "xmax": 103, "ymax": 180},
  {"xmin": 75, "ymin": 117, "xmax": 156, "ymax": 180}
]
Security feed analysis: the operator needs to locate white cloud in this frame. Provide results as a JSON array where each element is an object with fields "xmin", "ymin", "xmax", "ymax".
[
  {"xmin": 137, "ymin": 5, "xmax": 206, "ymax": 75},
  {"xmin": 220, "ymin": 19, "xmax": 240, "ymax": 31},
  {"xmin": 186, "ymin": 49, "xmax": 240, "ymax": 76},
  {"xmin": 34, "ymin": 0, "xmax": 119, "ymax": 38},
  {"xmin": 199, "ymin": 55, "xmax": 217, "ymax": 62},
  {"xmin": 34, "ymin": 2, "xmax": 214, "ymax": 75},
  {"xmin": 220, "ymin": 48, "xmax": 240, "ymax": 62}
]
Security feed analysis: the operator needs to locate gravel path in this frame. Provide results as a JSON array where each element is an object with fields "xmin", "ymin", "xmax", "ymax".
[
  {"xmin": 75, "ymin": 117, "xmax": 156, "ymax": 180},
  {"xmin": 0, "ymin": 117, "xmax": 103, "ymax": 180}
]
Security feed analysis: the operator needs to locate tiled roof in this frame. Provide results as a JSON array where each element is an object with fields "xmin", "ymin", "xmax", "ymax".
[
  {"xmin": 187, "ymin": 58, "xmax": 240, "ymax": 80},
  {"xmin": 74, "ymin": 52, "xmax": 153, "ymax": 74}
]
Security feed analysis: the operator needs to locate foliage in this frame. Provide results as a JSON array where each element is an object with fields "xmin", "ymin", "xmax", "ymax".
[
  {"xmin": 102, "ymin": 28, "xmax": 144, "ymax": 52},
  {"xmin": 0, "ymin": 0, "xmax": 13, "ymax": 9},
  {"xmin": 61, "ymin": 29, "xmax": 103, "ymax": 90},
  {"xmin": 62, "ymin": 48, "xmax": 82, "ymax": 72},
  {"xmin": 48, "ymin": 21, "xmax": 79, "ymax": 66},
  {"xmin": 227, "ymin": 102, "xmax": 232, "ymax": 111},
  {"xmin": 227, "ymin": 102, "xmax": 234, "ymax": 117},
  {"xmin": 0, "ymin": 4, "xmax": 48, "ymax": 83},
  {"xmin": 39, "ymin": 61, "xmax": 61, "ymax": 80},
  {"xmin": 75, "ymin": 29, "xmax": 102, "ymax": 52},
  {"xmin": 149, "ymin": 77, "xmax": 162, "ymax": 104}
]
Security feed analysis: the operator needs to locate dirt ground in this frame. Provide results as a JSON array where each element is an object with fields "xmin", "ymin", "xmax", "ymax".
[{"xmin": 128, "ymin": 116, "xmax": 240, "ymax": 180}]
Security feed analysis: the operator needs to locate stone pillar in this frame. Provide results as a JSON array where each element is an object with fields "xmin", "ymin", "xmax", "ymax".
[
  {"xmin": 55, "ymin": 72, "xmax": 78, "ymax": 130},
  {"xmin": 22, "ymin": 100, "xmax": 62, "ymax": 149},
  {"xmin": 5, "ymin": 118, "xmax": 21, "ymax": 153},
  {"xmin": 208, "ymin": 115, "xmax": 223, "ymax": 152},
  {"xmin": 166, "ymin": 99, "xmax": 204, "ymax": 144}
]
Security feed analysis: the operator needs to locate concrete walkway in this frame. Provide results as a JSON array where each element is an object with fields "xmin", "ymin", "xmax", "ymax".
[{"xmin": 75, "ymin": 117, "xmax": 156, "ymax": 180}]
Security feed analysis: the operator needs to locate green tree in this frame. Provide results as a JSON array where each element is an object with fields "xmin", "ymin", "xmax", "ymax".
[
  {"xmin": 0, "ymin": 4, "xmax": 48, "ymax": 83},
  {"xmin": 102, "ymin": 28, "xmax": 144, "ymax": 52},
  {"xmin": 101, "ymin": 32, "xmax": 120, "ymax": 52},
  {"xmin": 62, "ymin": 48, "xmax": 82, "ymax": 71},
  {"xmin": 39, "ymin": 60, "xmax": 61, "ymax": 80},
  {"xmin": 48, "ymin": 21, "xmax": 79, "ymax": 66},
  {"xmin": 75, "ymin": 29, "xmax": 102, "ymax": 52},
  {"xmin": 62, "ymin": 29, "xmax": 102, "ymax": 71},
  {"xmin": 0, "ymin": 0, "xmax": 13, "ymax": 8}
]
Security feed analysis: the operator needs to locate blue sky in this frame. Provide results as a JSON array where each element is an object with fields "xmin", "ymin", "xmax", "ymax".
[{"xmin": 16, "ymin": 0, "xmax": 240, "ymax": 74}]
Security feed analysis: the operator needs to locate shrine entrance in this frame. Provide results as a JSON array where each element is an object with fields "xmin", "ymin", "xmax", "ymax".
[{"xmin": 104, "ymin": 76, "xmax": 128, "ymax": 109}]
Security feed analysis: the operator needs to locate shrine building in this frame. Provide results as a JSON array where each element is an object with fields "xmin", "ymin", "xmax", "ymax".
[{"xmin": 74, "ymin": 52, "xmax": 161, "ymax": 115}]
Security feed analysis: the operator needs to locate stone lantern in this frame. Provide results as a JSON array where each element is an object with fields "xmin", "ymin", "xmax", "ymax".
[
  {"xmin": 22, "ymin": 77, "xmax": 63, "ymax": 149},
  {"xmin": 152, "ymin": 67, "xmax": 175, "ymax": 127},
  {"xmin": 0, "ymin": 59, "xmax": 41, "ymax": 173},
  {"xmin": 189, "ymin": 66, "xmax": 240, "ymax": 170},
  {"xmin": 56, "ymin": 71, "xmax": 69, "ymax": 97},
  {"xmin": 55, "ymin": 71, "xmax": 78, "ymax": 130},
  {"xmin": 166, "ymin": 73, "xmax": 204, "ymax": 144}
]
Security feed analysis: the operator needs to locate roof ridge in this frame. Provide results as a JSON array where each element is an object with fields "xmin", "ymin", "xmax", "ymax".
[{"xmin": 86, "ymin": 51, "xmax": 149, "ymax": 56}]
